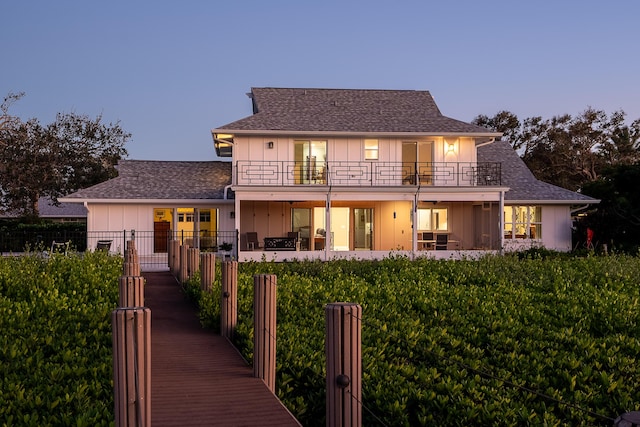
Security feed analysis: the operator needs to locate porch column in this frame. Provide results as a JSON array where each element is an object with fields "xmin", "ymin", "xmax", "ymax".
[
  {"xmin": 325, "ymin": 192, "xmax": 331, "ymax": 261},
  {"xmin": 412, "ymin": 195, "xmax": 418, "ymax": 253},
  {"xmin": 499, "ymin": 190, "xmax": 505, "ymax": 253},
  {"xmin": 193, "ymin": 208, "xmax": 200, "ymax": 249}
]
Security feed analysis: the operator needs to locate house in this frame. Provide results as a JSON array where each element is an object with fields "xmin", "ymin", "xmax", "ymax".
[
  {"xmin": 213, "ymin": 87, "xmax": 597, "ymax": 261},
  {"xmin": 60, "ymin": 160, "xmax": 235, "ymax": 256},
  {"xmin": 0, "ymin": 197, "xmax": 87, "ymax": 222},
  {"xmin": 62, "ymin": 87, "xmax": 597, "ymax": 262}
]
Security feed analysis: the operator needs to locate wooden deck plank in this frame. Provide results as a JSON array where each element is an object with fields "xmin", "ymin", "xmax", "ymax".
[{"xmin": 144, "ymin": 272, "xmax": 301, "ymax": 427}]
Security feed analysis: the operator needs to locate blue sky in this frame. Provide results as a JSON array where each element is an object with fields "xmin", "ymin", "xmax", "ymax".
[{"xmin": 3, "ymin": 1, "xmax": 639, "ymax": 161}]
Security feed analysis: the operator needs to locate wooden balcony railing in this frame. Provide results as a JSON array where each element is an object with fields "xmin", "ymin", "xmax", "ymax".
[{"xmin": 235, "ymin": 161, "xmax": 501, "ymax": 187}]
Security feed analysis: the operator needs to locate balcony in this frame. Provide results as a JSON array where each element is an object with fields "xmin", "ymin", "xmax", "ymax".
[{"xmin": 235, "ymin": 161, "xmax": 501, "ymax": 187}]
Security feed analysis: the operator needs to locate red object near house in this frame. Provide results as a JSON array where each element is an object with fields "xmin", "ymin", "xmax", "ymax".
[{"xmin": 586, "ymin": 228, "xmax": 594, "ymax": 249}]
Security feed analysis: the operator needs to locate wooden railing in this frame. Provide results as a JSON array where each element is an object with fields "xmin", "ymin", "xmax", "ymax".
[{"xmin": 235, "ymin": 160, "xmax": 501, "ymax": 187}]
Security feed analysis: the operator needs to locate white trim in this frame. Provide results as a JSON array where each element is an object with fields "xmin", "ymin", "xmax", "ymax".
[
  {"xmin": 212, "ymin": 128, "xmax": 502, "ymax": 138},
  {"xmin": 59, "ymin": 198, "xmax": 235, "ymax": 205},
  {"xmin": 506, "ymin": 199, "xmax": 600, "ymax": 205}
]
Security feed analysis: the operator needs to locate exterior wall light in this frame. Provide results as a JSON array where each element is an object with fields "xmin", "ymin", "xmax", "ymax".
[{"xmin": 267, "ymin": 141, "xmax": 274, "ymax": 149}]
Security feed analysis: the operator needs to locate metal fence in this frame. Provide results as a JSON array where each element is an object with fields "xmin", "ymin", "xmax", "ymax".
[
  {"xmin": 1, "ymin": 228, "xmax": 238, "ymax": 271},
  {"xmin": 0, "ymin": 228, "xmax": 88, "ymax": 253}
]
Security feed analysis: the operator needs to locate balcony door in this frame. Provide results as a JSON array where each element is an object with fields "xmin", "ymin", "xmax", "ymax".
[
  {"xmin": 294, "ymin": 140, "xmax": 326, "ymax": 184},
  {"xmin": 402, "ymin": 141, "xmax": 433, "ymax": 185}
]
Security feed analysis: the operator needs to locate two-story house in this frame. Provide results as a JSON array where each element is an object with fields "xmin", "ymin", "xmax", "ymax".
[
  {"xmin": 61, "ymin": 87, "xmax": 597, "ymax": 263},
  {"xmin": 213, "ymin": 88, "xmax": 596, "ymax": 261}
]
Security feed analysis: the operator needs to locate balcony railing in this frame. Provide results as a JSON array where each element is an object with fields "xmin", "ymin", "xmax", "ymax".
[{"xmin": 235, "ymin": 161, "xmax": 501, "ymax": 187}]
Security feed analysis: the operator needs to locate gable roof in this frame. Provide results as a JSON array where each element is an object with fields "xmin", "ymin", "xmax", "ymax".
[
  {"xmin": 215, "ymin": 88, "xmax": 500, "ymax": 135},
  {"xmin": 478, "ymin": 140, "xmax": 598, "ymax": 204},
  {"xmin": 60, "ymin": 160, "xmax": 233, "ymax": 202}
]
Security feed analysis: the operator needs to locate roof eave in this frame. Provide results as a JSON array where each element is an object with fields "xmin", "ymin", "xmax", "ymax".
[
  {"xmin": 211, "ymin": 128, "xmax": 502, "ymax": 138},
  {"xmin": 505, "ymin": 199, "xmax": 600, "ymax": 205},
  {"xmin": 58, "ymin": 198, "xmax": 234, "ymax": 205}
]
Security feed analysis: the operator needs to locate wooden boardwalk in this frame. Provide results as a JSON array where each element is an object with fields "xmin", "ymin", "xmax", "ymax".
[{"xmin": 144, "ymin": 271, "xmax": 301, "ymax": 426}]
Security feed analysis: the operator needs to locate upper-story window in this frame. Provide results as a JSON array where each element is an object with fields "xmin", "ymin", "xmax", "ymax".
[
  {"xmin": 504, "ymin": 206, "xmax": 542, "ymax": 239},
  {"xmin": 294, "ymin": 140, "xmax": 327, "ymax": 184},
  {"xmin": 364, "ymin": 139, "xmax": 379, "ymax": 160}
]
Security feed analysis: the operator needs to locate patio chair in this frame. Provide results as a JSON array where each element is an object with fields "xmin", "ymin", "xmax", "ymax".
[
  {"xmin": 435, "ymin": 234, "xmax": 448, "ymax": 250},
  {"xmin": 288, "ymin": 231, "xmax": 301, "ymax": 250},
  {"xmin": 246, "ymin": 232, "xmax": 261, "ymax": 251},
  {"xmin": 422, "ymin": 232, "xmax": 434, "ymax": 250},
  {"xmin": 51, "ymin": 241, "xmax": 69, "ymax": 255},
  {"xmin": 96, "ymin": 240, "xmax": 113, "ymax": 252}
]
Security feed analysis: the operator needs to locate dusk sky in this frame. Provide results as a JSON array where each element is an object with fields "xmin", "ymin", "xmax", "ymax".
[{"xmin": 3, "ymin": 1, "xmax": 639, "ymax": 161}]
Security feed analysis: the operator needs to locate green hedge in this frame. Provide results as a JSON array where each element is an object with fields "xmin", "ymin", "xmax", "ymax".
[
  {"xmin": 188, "ymin": 255, "xmax": 640, "ymax": 426},
  {"xmin": 0, "ymin": 251, "xmax": 121, "ymax": 426}
]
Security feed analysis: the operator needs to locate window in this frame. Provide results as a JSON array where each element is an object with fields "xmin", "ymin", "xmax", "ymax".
[
  {"xmin": 417, "ymin": 208, "xmax": 448, "ymax": 231},
  {"xmin": 178, "ymin": 213, "xmax": 194, "ymax": 223},
  {"xmin": 199, "ymin": 210, "xmax": 211, "ymax": 222},
  {"xmin": 504, "ymin": 206, "xmax": 541, "ymax": 239},
  {"xmin": 294, "ymin": 140, "xmax": 327, "ymax": 184},
  {"xmin": 364, "ymin": 139, "xmax": 379, "ymax": 160}
]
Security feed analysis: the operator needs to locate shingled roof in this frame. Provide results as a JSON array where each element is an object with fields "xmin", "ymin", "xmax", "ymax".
[
  {"xmin": 478, "ymin": 140, "xmax": 598, "ymax": 203},
  {"xmin": 215, "ymin": 88, "xmax": 499, "ymax": 134},
  {"xmin": 61, "ymin": 160, "xmax": 232, "ymax": 201}
]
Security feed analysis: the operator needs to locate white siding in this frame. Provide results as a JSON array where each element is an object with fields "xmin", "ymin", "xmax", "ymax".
[{"xmin": 542, "ymin": 205, "xmax": 573, "ymax": 251}]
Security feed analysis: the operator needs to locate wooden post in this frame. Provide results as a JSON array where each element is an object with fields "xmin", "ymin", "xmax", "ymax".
[
  {"xmin": 125, "ymin": 247, "xmax": 138, "ymax": 264},
  {"xmin": 179, "ymin": 244, "xmax": 189, "ymax": 284},
  {"xmin": 221, "ymin": 260, "xmax": 237, "ymax": 339},
  {"xmin": 200, "ymin": 253, "xmax": 216, "ymax": 292},
  {"xmin": 253, "ymin": 274, "xmax": 277, "ymax": 393},
  {"xmin": 326, "ymin": 303, "xmax": 362, "ymax": 427},
  {"xmin": 112, "ymin": 307, "xmax": 151, "ymax": 427},
  {"xmin": 123, "ymin": 261, "xmax": 141, "ymax": 277},
  {"xmin": 118, "ymin": 276, "xmax": 145, "ymax": 308},
  {"xmin": 169, "ymin": 240, "xmax": 180, "ymax": 275},
  {"xmin": 123, "ymin": 240, "xmax": 140, "ymax": 276},
  {"xmin": 187, "ymin": 247, "xmax": 200, "ymax": 279}
]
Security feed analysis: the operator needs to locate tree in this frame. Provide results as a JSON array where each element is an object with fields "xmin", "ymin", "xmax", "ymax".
[
  {"xmin": 581, "ymin": 163, "xmax": 640, "ymax": 252},
  {"xmin": 472, "ymin": 111, "xmax": 522, "ymax": 150},
  {"xmin": 476, "ymin": 108, "xmax": 640, "ymax": 192},
  {"xmin": 600, "ymin": 117, "xmax": 640, "ymax": 166},
  {"xmin": 0, "ymin": 94, "xmax": 130, "ymax": 220},
  {"xmin": 0, "ymin": 92, "xmax": 25, "ymax": 131}
]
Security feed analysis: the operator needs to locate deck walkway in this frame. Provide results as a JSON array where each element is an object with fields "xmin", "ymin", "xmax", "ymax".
[{"xmin": 143, "ymin": 271, "xmax": 301, "ymax": 426}]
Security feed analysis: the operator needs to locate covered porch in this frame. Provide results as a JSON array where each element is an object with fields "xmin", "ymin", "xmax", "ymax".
[{"xmin": 234, "ymin": 191, "xmax": 505, "ymax": 262}]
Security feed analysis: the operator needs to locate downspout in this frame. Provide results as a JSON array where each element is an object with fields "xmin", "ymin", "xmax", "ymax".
[
  {"xmin": 570, "ymin": 204, "xmax": 592, "ymax": 214},
  {"xmin": 475, "ymin": 137, "xmax": 496, "ymax": 148},
  {"xmin": 223, "ymin": 184, "xmax": 232, "ymax": 200}
]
